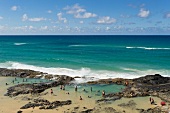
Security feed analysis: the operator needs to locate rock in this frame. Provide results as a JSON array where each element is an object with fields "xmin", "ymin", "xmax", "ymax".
[
  {"xmin": 118, "ymin": 100, "xmax": 136, "ymax": 109},
  {"xmin": 20, "ymin": 99, "xmax": 72, "ymax": 109},
  {"xmin": 74, "ymin": 107, "xmax": 79, "ymax": 110},
  {"xmin": 80, "ymin": 109, "xmax": 93, "ymax": 113},
  {"xmin": 133, "ymin": 74, "xmax": 170, "ymax": 85},
  {"xmin": 96, "ymin": 96, "xmax": 121, "ymax": 103},
  {"xmin": 138, "ymin": 106, "xmax": 162, "ymax": 113},
  {"xmin": 103, "ymin": 107, "xmax": 116, "ymax": 113},
  {"xmin": 20, "ymin": 103, "xmax": 41, "ymax": 109},
  {"xmin": 17, "ymin": 110, "xmax": 23, "ymax": 113}
]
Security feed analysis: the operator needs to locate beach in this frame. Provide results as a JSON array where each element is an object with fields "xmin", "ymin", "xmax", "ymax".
[
  {"xmin": 0, "ymin": 74, "xmax": 170, "ymax": 113},
  {"xmin": 0, "ymin": 35, "xmax": 170, "ymax": 112}
]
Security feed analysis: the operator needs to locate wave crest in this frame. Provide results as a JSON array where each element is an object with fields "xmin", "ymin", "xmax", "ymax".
[
  {"xmin": 126, "ymin": 46, "xmax": 170, "ymax": 50},
  {"xmin": 0, "ymin": 61, "xmax": 169, "ymax": 83},
  {"xmin": 14, "ymin": 43, "xmax": 27, "ymax": 46}
]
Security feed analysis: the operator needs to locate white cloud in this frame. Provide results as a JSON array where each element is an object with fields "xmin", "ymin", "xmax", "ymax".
[
  {"xmin": 0, "ymin": 25, "xmax": 5, "ymax": 30},
  {"xmin": 75, "ymin": 12, "xmax": 97, "ymax": 18},
  {"xmin": 22, "ymin": 14, "xmax": 46, "ymax": 22},
  {"xmin": 47, "ymin": 10, "xmax": 52, "ymax": 13},
  {"xmin": 0, "ymin": 16, "xmax": 3, "ymax": 20},
  {"xmin": 64, "ymin": 4, "xmax": 97, "ymax": 19},
  {"xmin": 97, "ymin": 16, "xmax": 116, "ymax": 24},
  {"xmin": 29, "ymin": 26, "xmax": 34, "ymax": 30},
  {"xmin": 11, "ymin": 6, "xmax": 18, "ymax": 11},
  {"xmin": 80, "ymin": 21, "xmax": 84, "ymax": 24},
  {"xmin": 138, "ymin": 8, "xmax": 150, "ymax": 18},
  {"xmin": 57, "ymin": 13, "xmax": 67, "ymax": 23},
  {"xmin": 29, "ymin": 18, "xmax": 46, "ymax": 22},
  {"xmin": 164, "ymin": 12, "xmax": 170, "ymax": 18},
  {"xmin": 22, "ymin": 14, "xmax": 28, "ymax": 21},
  {"xmin": 106, "ymin": 27, "xmax": 110, "ymax": 31},
  {"xmin": 40, "ymin": 26, "xmax": 48, "ymax": 30}
]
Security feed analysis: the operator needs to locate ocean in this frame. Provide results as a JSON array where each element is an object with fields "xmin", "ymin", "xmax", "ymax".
[{"xmin": 0, "ymin": 35, "xmax": 170, "ymax": 82}]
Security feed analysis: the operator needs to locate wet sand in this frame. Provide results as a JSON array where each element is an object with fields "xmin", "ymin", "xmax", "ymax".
[{"xmin": 0, "ymin": 77, "xmax": 169, "ymax": 113}]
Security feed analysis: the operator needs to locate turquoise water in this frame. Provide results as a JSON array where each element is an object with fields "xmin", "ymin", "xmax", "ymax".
[
  {"xmin": 0, "ymin": 35, "xmax": 170, "ymax": 81},
  {"xmin": 65, "ymin": 84, "xmax": 124, "ymax": 94},
  {"xmin": 2, "ymin": 77, "xmax": 52, "ymax": 86}
]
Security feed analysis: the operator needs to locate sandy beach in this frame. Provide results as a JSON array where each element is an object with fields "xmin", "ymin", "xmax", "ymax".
[{"xmin": 0, "ymin": 76, "xmax": 169, "ymax": 113}]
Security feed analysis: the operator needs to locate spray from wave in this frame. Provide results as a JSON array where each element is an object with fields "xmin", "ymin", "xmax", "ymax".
[{"xmin": 0, "ymin": 61, "xmax": 169, "ymax": 83}]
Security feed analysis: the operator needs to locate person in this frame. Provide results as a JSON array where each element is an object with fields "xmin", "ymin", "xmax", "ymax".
[
  {"xmin": 149, "ymin": 96, "xmax": 152, "ymax": 103},
  {"xmin": 75, "ymin": 85, "xmax": 77, "ymax": 92},
  {"xmin": 102, "ymin": 90, "xmax": 105, "ymax": 97},
  {"xmin": 91, "ymin": 87, "xmax": 92, "ymax": 92},
  {"xmin": 125, "ymin": 81, "xmax": 128, "ymax": 86},
  {"xmin": 60, "ymin": 85, "xmax": 62, "ymax": 90},
  {"xmin": 62, "ymin": 85, "xmax": 65, "ymax": 90},
  {"xmin": 150, "ymin": 98, "xmax": 154, "ymax": 104},
  {"xmin": 12, "ymin": 80, "xmax": 14, "ymax": 84},
  {"xmin": 5, "ymin": 83, "xmax": 8, "ymax": 85},
  {"xmin": 50, "ymin": 89, "xmax": 53, "ymax": 95},
  {"xmin": 80, "ymin": 96, "xmax": 83, "ymax": 100}
]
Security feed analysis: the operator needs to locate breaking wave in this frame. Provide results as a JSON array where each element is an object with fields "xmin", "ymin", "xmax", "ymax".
[
  {"xmin": 14, "ymin": 43, "xmax": 27, "ymax": 46},
  {"xmin": 0, "ymin": 61, "xmax": 169, "ymax": 83},
  {"xmin": 126, "ymin": 46, "xmax": 170, "ymax": 50}
]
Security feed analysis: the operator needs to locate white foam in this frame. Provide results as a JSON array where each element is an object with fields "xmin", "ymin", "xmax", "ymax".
[
  {"xmin": 14, "ymin": 43, "xmax": 27, "ymax": 46},
  {"xmin": 0, "ymin": 61, "xmax": 169, "ymax": 83},
  {"xmin": 68, "ymin": 45, "xmax": 95, "ymax": 47},
  {"xmin": 126, "ymin": 46, "xmax": 170, "ymax": 50}
]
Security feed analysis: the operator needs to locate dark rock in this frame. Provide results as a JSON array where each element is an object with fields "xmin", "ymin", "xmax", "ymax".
[
  {"xmin": 20, "ymin": 103, "xmax": 41, "ymax": 109},
  {"xmin": 118, "ymin": 100, "xmax": 136, "ymax": 109},
  {"xmin": 74, "ymin": 107, "xmax": 79, "ymax": 110},
  {"xmin": 96, "ymin": 96, "xmax": 121, "ymax": 103},
  {"xmin": 139, "ymin": 106, "xmax": 162, "ymax": 113},
  {"xmin": 21, "ymin": 99, "xmax": 72, "ymax": 109},
  {"xmin": 80, "ymin": 109, "xmax": 93, "ymax": 113},
  {"xmin": 103, "ymin": 107, "xmax": 116, "ymax": 113},
  {"xmin": 133, "ymin": 74, "xmax": 170, "ymax": 85},
  {"xmin": 17, "ymin": 110, "xmax": 23, "ymax": 113}
]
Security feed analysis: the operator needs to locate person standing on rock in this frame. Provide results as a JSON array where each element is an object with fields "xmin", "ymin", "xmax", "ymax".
[
  {"xmin": 80, "ymin": 96, "xmax": 83, "ymax": 100},
  {"xmin": 75, "ymin": 85, "xmax": 77, "ymax": 92},
  {"xmin": 91, "ymin": 87, "xmax": 92, "ymax": 92},
  {"xmin": 50, "ymin": 89, "xmax": 53, "ymax": 95},
  {"xmin": 60, "ymin": 85, "xmax": 62, "ymax": 90},
  {"xmin": 102, "ymin": 90, "xmax": 105, "ymax": 97}
]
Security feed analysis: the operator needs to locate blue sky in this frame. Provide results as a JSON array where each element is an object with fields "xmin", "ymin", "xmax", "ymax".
[{"xmin": 0, "ymin": 0, "xmax": 170, "ymax": 35}]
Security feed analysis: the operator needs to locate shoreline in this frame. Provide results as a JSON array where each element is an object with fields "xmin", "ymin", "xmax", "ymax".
[{"xmin": 0, "ymin": 68, "xmax": 170, "ymax": 113}]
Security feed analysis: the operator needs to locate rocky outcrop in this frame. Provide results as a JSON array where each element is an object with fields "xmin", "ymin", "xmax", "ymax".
[
  {"xmin": 133, "ymin": 74, "xmax": 170, "ymax": 85},
  {"xmin": 20, "ymin": 99, "xmax": 72, "ymax": 109},
  {"xmin": 0, "ymin": 68, "xmax": 74, "ymax": 82},
  {"xmin": 96, "ymin": 96, "xmax": 121, "ymax": 103},
  {"xmin": 137, "ymin": 106, "xmax": 162, "ymax": 113},
  {"xmin": 118, "ymin": 100, "xmax": 136, "ymax": 109},
  {"xmin": 0, "ymin": 68, "xmax": 43, "ymax": 78},
  {"xmin": 4, "ymin": 81, "xmax": 59, "ymax": 96},
  {"xmin": 2, "ymin": 69, "xmax": 74, "ymax": 97},
  {"xmin": 87, "ymin": 74, "xmax": 170, "ymax": 104}
]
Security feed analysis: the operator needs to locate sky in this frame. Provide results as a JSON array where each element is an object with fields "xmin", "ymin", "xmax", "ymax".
[{"xmin": 0, "ymin": 0, "xmax": 170, "ymax": 35}]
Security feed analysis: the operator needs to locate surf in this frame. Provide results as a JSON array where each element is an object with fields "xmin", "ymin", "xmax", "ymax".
[{"xmin": 0, "ymin": 61, "xmax": 169, "ymax": 83}]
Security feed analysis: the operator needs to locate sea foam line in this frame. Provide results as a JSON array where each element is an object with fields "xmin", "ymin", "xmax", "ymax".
[
  {"xmin": 0, "ymin": 61, "xmax": 169, "ymax": 83},
  {"xmin": 126, "ymin": 46, "xmax": 170, "ymax": 50},
  {"xmin": 14, "ymin": 43, "xmax": 27, "ymax": 46}
]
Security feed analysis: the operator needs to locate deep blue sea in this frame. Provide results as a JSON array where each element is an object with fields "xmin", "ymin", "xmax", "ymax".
[{"xmin": 0, "ymin": 35, "xmax": 170, "ymax": 82}]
